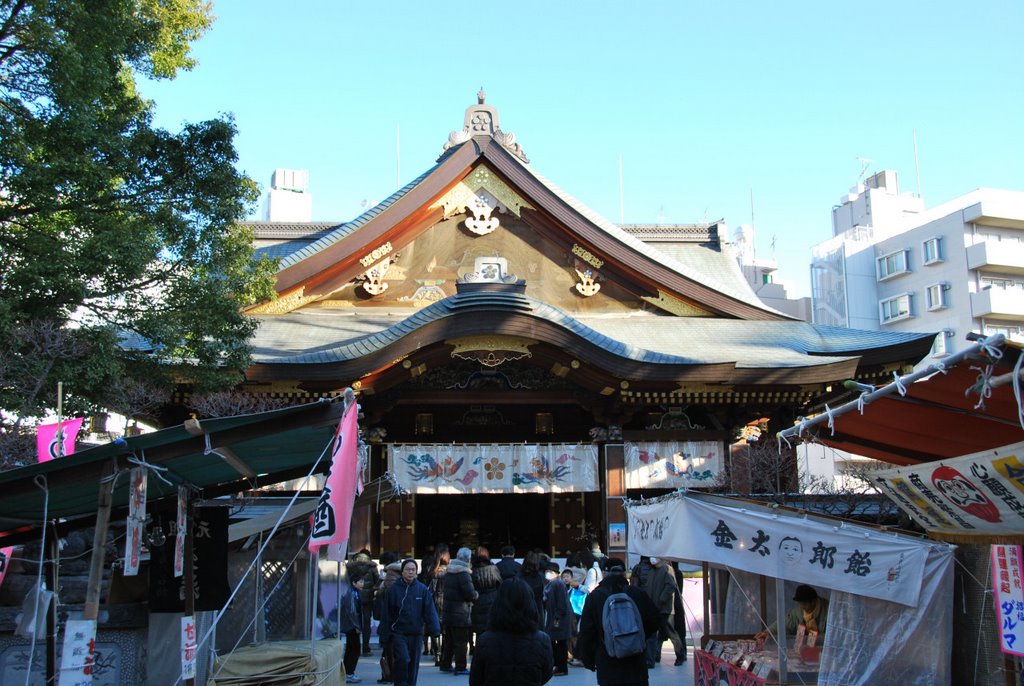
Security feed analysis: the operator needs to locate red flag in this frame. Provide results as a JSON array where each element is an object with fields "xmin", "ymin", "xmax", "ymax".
[
  {"xmin": 309, "ymin": 400, "xmax": 359, "ymax": 562},
  {"xmin": 36, "ymin": 418, "xmax": 84, "ymax": 462}
]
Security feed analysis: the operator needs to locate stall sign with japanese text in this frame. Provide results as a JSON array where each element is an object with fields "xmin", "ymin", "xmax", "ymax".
[
  {"xmin": 181, "ymin": 615, "xmax": 197, "ymax": 679},
  {"xmin": 991, "ymin": 544, "xmax": 1024, "ymax": 656},
  {"xmin": 174, "ymin": 486, "xmax": 187, "ymax": 578},
  {"xmin": 123, "ymin": 467, "xmax": 147, "ymax": 576},
  {"xmin": 874, "ymin": 441, "xmax": 1024, "ymax": 535},
  {"xmin": 58, "ymin": 619, "xmax": 96, "ymax": 686},
  {"xmin": 627, "ymin": 493, "xmax": 929, "ymax": 606}
]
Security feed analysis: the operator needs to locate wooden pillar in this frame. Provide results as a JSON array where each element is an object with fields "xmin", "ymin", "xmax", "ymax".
[
  {"xmin": 604, "ymin": 443, "xmax": 626, "ymax": 559},
  {"xmin": 46, "ymin": 521, "xmax": 59, "ymax": 686},
  {"xmin": 183, "ymin": 494, "xmax": 195, "ymax": 686},
  {"xmin": 84, "ymin": 460, "xmax": 117, "ymax": 621}
]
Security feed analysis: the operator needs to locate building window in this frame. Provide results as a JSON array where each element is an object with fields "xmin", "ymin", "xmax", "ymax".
[
  {"xmin": 982, "ymin": 277, "xmax": 1024, "ymax": 291},
  {"xmin": 877, "ymin": 249, "xmax": 910, "ymax": 280},
  {"xmin": 879, "ymin": 293, "xmax": 912, "ymax": 323},
  {"xmin": 984, "ymin": 325, "xmax": 1024, "ymax": 343},
  {"xmin": 922, "ymin": 237, "xmax": 943, "ymax": 265},
  {"xmin": 926, "ymin": 283, "xmax": 949, "ymax": 310},
  {"xmin": 931, "ymin": 333, "xmax": 949, "ymax": 357}
]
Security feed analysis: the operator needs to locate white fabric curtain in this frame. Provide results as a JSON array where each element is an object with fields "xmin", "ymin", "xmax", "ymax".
[
  {"xmin": 389, "ymin": 443, "xmax": 598, "ymax": 494},
  {"xmin": 624, "ymin": 440, "xmax": 723, "ymax": 489}
]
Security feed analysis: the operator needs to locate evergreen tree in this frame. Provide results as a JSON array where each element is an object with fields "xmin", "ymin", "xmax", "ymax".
[{"xmin": 0, "ymin": 0, "xmax": 277, "ymax": 424}]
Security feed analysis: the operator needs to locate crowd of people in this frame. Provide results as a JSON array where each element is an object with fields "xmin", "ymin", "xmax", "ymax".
[{"xmin": 324, "ymin": 543, "xmax": 690, "ymax": 686}]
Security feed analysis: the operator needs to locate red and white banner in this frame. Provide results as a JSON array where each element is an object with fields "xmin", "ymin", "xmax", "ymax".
[
  {"xmin": 58, "ymin": 618, "xmax": 97, "ymax": 686},
  {"xmin": 124, "ymin": 467, "xmax": 147, "ymax": 576},
  {"xmin": 874, "ymin": 440, "xmax": 1024, "ymax": 536},
  {"xmin": 992, "ymin": 544, "xmax": 1024, "ymax": 656},
  {"xmin": 181, "ymin": 615, "xmax": 198, "ymax": 680},
  {"xmin": 309, "ymin": 400, "xmax": 360, "ymax": 562},
  {"xmin": 36, "ymin": 417, "xmax": 84, "ymax": 462},
  {"xmin": 174, "ymin": 486, "xmax": 187, "ymax": 578}
]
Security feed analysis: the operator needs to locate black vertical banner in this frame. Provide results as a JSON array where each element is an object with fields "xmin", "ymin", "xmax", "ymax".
[{"xmin": 149, "ymin": 506, "xmax": 230, "ymax": 612}]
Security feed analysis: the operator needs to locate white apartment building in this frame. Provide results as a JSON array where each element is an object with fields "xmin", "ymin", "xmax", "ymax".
[
  {"xmin": 805, "ymin": 171, "xmax": 1024, "ymax": 490},
  {"xmin": 811, "ymin": 170, "xmax": 1024, "ymax": 359}
]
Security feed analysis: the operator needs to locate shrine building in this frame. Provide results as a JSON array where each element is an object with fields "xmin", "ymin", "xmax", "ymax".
[{"xmin": 231, "ymin": 93, "xmax": 934, "ymax": 559}]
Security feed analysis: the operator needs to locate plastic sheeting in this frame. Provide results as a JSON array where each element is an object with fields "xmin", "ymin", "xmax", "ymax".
[
  {"xmin": 718, "ymin": 552, "xmax": 953, "ymax": 686},
  {"xmin": 817, "ymin": 543, "xmax": 954, "ymax": 686},
  {"xmin": 627, "ymin": 492, "xmax": 956, "ymax": 685}
]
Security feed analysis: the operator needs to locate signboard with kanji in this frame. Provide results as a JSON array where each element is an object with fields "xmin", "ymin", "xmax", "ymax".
[
  {"xmin": 626, "ymin": 491, "xmax": 931, "ymax": 606},
  {"xmin": 991, "ymin": 544, "xmax": 1024, "ymax": 656},
  {"xmin": 875, "ymin": 441, "xmax": 1024, "ymax": 536}
]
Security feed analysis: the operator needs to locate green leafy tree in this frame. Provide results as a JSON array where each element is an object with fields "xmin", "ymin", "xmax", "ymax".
[{"xmin": 0, "ymin": 0, "xmax": 277, "ymax": 425}]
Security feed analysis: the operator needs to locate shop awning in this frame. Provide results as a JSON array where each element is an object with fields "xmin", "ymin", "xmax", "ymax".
[
  {"xmin": 779, "ymin": 335, "xmax": 1024, "ymax": 465},
  {"xmin": 0, "ymin": 400, "xmax": 344, "ymax": 542}
]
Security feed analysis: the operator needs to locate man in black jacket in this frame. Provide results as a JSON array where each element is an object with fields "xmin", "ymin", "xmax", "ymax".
[
  {"xmin": 576, "ymin": 558, "xmax": 660, "ymax": 686},
  {"xmin": 379, "ymin": 559, "xmax": 441, "ymax": 686},
  {"xmin": 495, "ymin": 545, "xmax": 522, "ymax": 581}
]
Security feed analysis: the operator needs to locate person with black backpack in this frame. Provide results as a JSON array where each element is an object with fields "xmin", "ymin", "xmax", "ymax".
[{"xmin": 575, "ymin": 557, "xmax": 659, "ymax": 686}]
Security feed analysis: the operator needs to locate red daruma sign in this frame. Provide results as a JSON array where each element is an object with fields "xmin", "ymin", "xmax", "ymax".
[{"xmin": 931, "ymin": 465, "xmax": 1002, "ymax": 523}]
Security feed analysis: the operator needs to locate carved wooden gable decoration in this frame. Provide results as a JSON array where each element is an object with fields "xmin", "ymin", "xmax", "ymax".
[{"xmin": 252, "ymin": 92, "xmax": 786, "ymax": 323}]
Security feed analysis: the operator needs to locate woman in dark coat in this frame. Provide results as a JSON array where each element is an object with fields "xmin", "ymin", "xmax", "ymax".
[
  {"xmin": 430, "ymin": 544, "xmax": 450, "ymax": 666},
  {"xmin": 440, "ymin": 546, "xmax": 478, "ymax": 675},
  {"xmin": 471, "ymin": 556, "xmax": 503, "ymax": 636},
  {"xmin": 543, "ymin": 562, "xmax": 572, "ymax": 676},
  {"xmin": 517, "ymin": 550, "xmax": 546, "ymax": 623},
  {"xmin": 469, "ymin": 578, "xmax": 553, "ymax": 686}
]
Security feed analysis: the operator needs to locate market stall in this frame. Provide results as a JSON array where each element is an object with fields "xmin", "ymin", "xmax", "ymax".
[{"xmin": 625, "ymin": 490, "xmax": 954, "ymax": 685}]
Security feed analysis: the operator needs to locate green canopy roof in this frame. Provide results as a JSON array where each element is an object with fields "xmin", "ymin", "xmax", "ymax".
[{"xmin": 0, "ymin": 400, "xmax": 344, "ymax": 540}]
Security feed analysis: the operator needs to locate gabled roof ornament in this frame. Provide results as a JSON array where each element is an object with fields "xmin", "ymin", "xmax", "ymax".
[{"xmin": 441, "ymin": 89, "xmax": 529, "ymax": 163}]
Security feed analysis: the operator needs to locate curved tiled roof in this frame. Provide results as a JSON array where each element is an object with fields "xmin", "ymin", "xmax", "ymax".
[
  {"xmin": 265, "ymin": 162, "xmax": 445, "ymax": 268},
  {"xmin": 249, "ymin": 290, "xmax": 932, "ymax": 369},
  {"xmin": 515, "ymin": 163, "xmax": 785, "ymax": 316}
]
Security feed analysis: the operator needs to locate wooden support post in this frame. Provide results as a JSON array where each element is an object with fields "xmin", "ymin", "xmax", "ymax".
[
  {"xmin": 83, "ymin": 460, "xmax": 117, "ymax": 621},
  {"xmin": 702, "ymin": 562, "xmax": 710, "ymax": 649},
  {"xmin": 184, "ymin": 495, "xmax": 195, "ymax": 686},
  {"xmin": 46, "ymin": 522, "xmax": 58, "ymax": 686}
]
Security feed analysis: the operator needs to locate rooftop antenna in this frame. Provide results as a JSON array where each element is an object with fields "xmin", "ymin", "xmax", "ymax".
[
  {"xmin": 856, "ymin": 157, "xmax": 875, "ymax": 184},
  {"xmin": 396, "ymin": 123, "xmax": 401, "ymax": 187}
]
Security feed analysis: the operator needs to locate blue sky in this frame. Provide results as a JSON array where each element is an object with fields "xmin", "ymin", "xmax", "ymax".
[{"xmin": 141, "ymin": 1, "xmax": 1024, "ymax": 297}]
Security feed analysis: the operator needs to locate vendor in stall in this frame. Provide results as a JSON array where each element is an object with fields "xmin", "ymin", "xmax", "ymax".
[{"xmin": 754, "ymin": 585, "xmax": 829, "ymax": 642}]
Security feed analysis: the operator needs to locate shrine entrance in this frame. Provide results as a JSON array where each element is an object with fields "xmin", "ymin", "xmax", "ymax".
[{"xmin": 414, "ymin": 493, "xmax": 549, "ymax": 556}]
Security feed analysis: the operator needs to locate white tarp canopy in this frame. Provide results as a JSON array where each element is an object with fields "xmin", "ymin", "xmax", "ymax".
[{"xmin": 625, "ymin": 491, "xmax": 956, "ymax": 686}]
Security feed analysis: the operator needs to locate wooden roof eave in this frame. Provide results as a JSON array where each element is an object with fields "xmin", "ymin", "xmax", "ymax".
[{"xmin": 476, "ymin": 139, "xmax": 792, "ymax": 321}]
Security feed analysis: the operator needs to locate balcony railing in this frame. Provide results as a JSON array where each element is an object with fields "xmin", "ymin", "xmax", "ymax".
[
  {"xmin": 971, "ymin": 287, "xmax": 1024, "ymax": 318},
  {"xmin": 967, "ymin": 241, "xmax": 1024, "ymax": 275}
]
